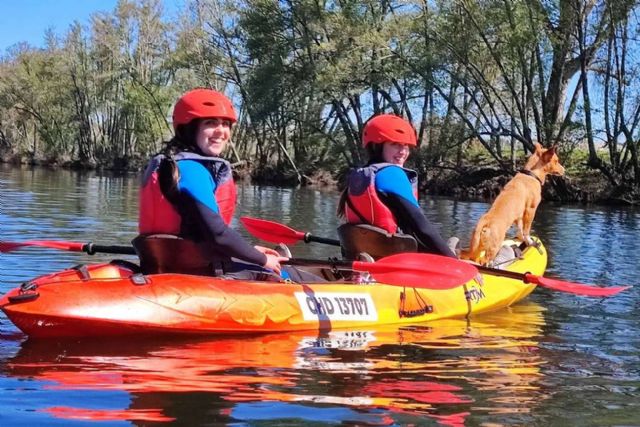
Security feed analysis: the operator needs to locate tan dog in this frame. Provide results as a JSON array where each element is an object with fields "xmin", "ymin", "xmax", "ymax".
[{"xmin": 461, "ymin": 143, "xmax": 565, "ymax": 265}]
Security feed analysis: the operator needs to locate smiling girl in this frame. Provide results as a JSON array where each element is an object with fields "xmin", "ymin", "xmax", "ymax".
[
  {"xmin": 137, "ymin": 88, "xmax": 287, "ymax": 276},
  {"xmin": 337, "ymin": 114, "xmax": 455, "ymax": 257}
]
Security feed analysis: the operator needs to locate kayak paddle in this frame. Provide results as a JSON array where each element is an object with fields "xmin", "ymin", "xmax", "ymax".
[
  {"xmin": 287, "ymin": 253, "xmax": 478, "ymax": 290},
  {"xmin": 0, "ymin": 240, "xmax": 136, "ymax": 255},
  {"xmin": 0, "ymin": 239, "xmax": 477, "ymax": 289},
  {"xmin": 476, "ymin": 265, "xmax": 630, "ymax": 297},
  {"xmin": 239, "ymin": 218, "xmax": 631, "ymax": 298},
  {"xmin": 240, "ymin": 216, "xmax": 341, "ymax": 246}
]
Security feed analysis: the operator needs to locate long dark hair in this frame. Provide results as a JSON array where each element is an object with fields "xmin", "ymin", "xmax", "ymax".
[
  {"xmin": 160, "ymin": 121, "xmax": 200, "ymax": 157},
  {"xmin": 157, "ymin": 120, "xmax": 201, "ymax": 202},
  {"xmin": 336, "ymin": 144, "xmax": 386, "ymax": 218},
  {"xmin": 364, "ymin": 143, "xmax": 385, "ymax": 165}
]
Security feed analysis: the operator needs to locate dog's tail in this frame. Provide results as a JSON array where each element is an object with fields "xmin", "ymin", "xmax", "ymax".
[{"xmin": 460, "ymin": 219, "xmax": 487, "ymax": 262}]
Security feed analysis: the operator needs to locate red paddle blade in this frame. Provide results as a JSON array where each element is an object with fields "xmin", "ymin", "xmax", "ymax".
[
  {"xmin": 353, "ymin": 253, "xmax": 478, "ymax": 290},
  {"xmin": 240, "ymin": 217, "xmax": 305, "ymax": 244},
  {"xmin": 525, "ymin": 274, "xmax": 630, "ymax": 297},
  {"xmin": 0, "ymin": 241, "xmax": 26, "ymax": 253},
  {"xmin": 0, "ymin": 240, "xmax": 85, "ymax": 253}
]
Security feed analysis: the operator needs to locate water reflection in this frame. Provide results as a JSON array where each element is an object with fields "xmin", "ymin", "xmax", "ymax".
[
  {"xmin": 2, "ymin": 165, "xmax": 640, "ymax": 425},
  {"xmin": 3, "ymin": 303, "xmax": 547, "ymax": 426}
]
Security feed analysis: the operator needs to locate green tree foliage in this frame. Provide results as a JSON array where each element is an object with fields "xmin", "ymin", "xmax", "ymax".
[
  {"xmin": 0, "ymin": 0, "xmax": 178, "ymax": 167},
  {"xmin": 0, "ymin": 0, "xmax": 639, "ymax": 197}
]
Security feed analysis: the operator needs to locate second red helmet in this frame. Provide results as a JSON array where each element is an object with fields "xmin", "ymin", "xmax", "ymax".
[
  {"xmin": 172, "ymin": 88, "xmax": 237, "ymax": 130},
  {"xmin": 362, "ymin": 114, "xmax": 417, "ymax": 148}
]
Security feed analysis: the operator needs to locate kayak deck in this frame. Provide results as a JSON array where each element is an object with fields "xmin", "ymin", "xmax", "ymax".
[{"xmin": 1, "ymin": 240, "xmax": 547, "ymax": 338}]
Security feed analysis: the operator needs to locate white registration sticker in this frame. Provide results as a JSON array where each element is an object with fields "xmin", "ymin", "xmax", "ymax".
[{"xmin": 294, "ymin": 292, "xmax": 378, "ymax": 321}]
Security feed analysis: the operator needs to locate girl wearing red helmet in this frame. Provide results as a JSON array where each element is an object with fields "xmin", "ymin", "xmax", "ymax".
[
  {"xmin": 338, "ymin": 114, "xmax": 456, "ymax": 257},
  {"xmin": 138, "ymin": 88, "xmax": 287, "ymax": 276}
]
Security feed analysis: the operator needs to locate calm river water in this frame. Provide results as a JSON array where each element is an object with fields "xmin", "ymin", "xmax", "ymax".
[{"xmin": 1, "ymin": 164, "xmax": 639, "ymax": 426}]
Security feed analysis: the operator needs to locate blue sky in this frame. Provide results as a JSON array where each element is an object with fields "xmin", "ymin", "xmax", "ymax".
[
  {"xmin": 0, "ymin": 0, "xmax": 182, "ymax": 52},
  {"xmin": 0, "ymin": 0, "xmax": 118, "ymax": 51}
]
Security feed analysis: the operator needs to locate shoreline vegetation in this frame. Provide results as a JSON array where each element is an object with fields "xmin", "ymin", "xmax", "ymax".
[
  {"xmin": 2, "ymin": 1, "xmax": 640, "ymax": 206},
  {"xmin": 1, "ymin": 147, "xmax": 634, "ymax": 206}
]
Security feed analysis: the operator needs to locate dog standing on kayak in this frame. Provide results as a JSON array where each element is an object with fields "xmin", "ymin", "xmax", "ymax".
[{"xmin": 461, "ymin": 143, "xmax": 565, "ymax": 266}]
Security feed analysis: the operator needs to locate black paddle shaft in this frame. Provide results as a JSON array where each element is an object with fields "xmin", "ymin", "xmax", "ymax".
[
  {"xmin": 303, "ymin": 233, "xmax": 340, "ymax": 246},
  {"xmin": 82, "ymin": 243, "xmax": 137, "ymax": 256},
  {"xmin": 285, "ymin": 257, "xmax": 352, "ymax": 269}
]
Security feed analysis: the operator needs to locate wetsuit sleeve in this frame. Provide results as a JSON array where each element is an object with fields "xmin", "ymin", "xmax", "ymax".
[
  {"xmin": 375, "ymin": 167, "xmax": 456, "ymax": 258},
  {"xmin": 177, "ymin": 161, "xmax": 267, "ymax": 266},
  {"xmin": 375, "ymin": 166, "xmax": 419, "ymax": 207}
]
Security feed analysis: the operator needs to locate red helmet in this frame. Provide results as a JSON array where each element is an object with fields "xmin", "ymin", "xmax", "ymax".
[
  {"xmin": 172, "ymin": 88, "xmax": 237, "ymax": 130},
  {"xmin": 362, "ymin": 114, "xmax": 417, "ymax": 148}
]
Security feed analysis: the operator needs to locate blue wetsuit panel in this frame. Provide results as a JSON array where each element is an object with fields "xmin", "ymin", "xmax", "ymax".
[
  {"xmin": 176, "ymin": 160, "xmax": 220, "ymax": 214},
  {"xmin": 374, "ymin": 166, "xmax": 419, "ymax": 207},
  {"xmin": 172, "ymin": 159, "xmax": 266, "ymax": 266},
  {"xmin": 374, "ymin": 165, "xmax": 455, "ymax": 257}
]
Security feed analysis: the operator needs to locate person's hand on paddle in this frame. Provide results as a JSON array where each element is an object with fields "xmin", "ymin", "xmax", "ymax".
[{"xmin": 255, "ymin": 245, "xmax": 288, "ymax": 274}]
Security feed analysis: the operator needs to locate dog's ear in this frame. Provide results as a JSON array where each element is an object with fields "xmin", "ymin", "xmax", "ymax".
[
  {"xmin": 534, "ymin": 142, "xmax": 543, "ymax": 154},
  {"xmin": 542, "ymin": 144, "xmax": 558, "ymax": 161}
]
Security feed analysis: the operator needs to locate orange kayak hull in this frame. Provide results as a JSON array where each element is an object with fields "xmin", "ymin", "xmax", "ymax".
[{"xmin": 1, "ymin": 242, "xmax": 547, "ymax": 338}]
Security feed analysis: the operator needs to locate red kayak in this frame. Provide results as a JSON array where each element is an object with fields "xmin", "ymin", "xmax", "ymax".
[{"xmin": 0, "ymin": 240, "xmax": 547, "ymax": 338}]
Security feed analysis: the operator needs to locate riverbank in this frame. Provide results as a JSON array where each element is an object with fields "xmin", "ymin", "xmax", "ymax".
[
  {"xmin": 249, "ymin": 163, "xmax": 640, "ymax": 206},
  {"xmin": 2, "ymin": 154, "xmax": 638, "ymax": 205},
  {"xmin": 424, "ymin": 166, "xmax": 639, "ymax": 205}
]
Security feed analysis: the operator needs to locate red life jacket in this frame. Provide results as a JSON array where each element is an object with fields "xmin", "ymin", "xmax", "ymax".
[
  {"xmin": 138, "ymin": 153, "xmax": 237, "ymax": 235},
  {"xmin": 344, "ymin": 163, "xmax": 418, "ymax": 234}
]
